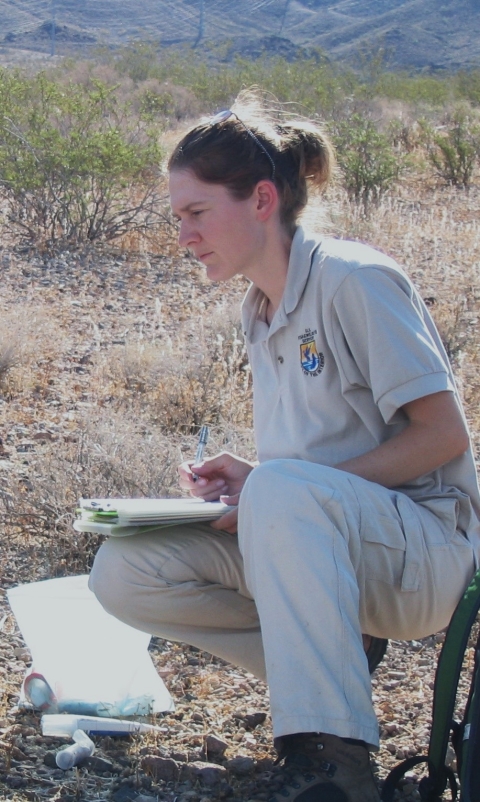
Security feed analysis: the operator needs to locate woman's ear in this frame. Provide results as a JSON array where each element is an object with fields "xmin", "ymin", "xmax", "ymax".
[{"xmin": 254, "ymin": 180, "xmax": 279, "ymax": 222}]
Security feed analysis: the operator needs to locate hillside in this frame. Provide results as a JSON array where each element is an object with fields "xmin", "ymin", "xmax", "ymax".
[{"xmin": 1, "ymin": 0, "xmax": 480, "ymax": 70}]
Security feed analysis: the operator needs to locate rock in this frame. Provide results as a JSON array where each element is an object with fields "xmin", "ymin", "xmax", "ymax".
[
  {"xmin": 10, "ymin": 746, "xmax": 29, "ymax": 761},
  {"xmin": 184, "ymin": 761, "xmax": 228, "ymax": 786},
  {"xmin": 243, "ymin": 712, "xmax": 267, "ymax": 730},
  {"xmin": 43, "ymin": 752, "xmax": 58, "ymax": 768},
  {"xmin": 383, "ymin": 722, "xmax": 399, "ymax": 735},
  {"xmin": 171, "ymin": 750, "xmax": 189, "ymax": 762},
  {"xmin": 13, "ymin": 647, "xmax": 31, "ymax": 661},
  {"xmin": 141, "ymin": 755, "xmax": 179, "ymax": 781},
  {"xmin": 111, "ymin": 786, "xmax": 141, "ymax": 802},
  {"xmin": 383, "ymin": 681, "xmax": 401, "ymax": 690},
  {"xmin": 203, "ymin": 734, "xmax": 229, "ymax": 758},
  {"xmin": 86, "ymin": 755, "xmax": 115, "ymax": 773},
  {"xmin": 255, "ymin": 757, "xmax": 275, "ymax": 772},
  {"xmin": 387, "ymin": 671, "xmax": 406, "ymax": 680},
  {"xmin": 225, "ymin": 756, "xmax": 255, "ymax": 775}
]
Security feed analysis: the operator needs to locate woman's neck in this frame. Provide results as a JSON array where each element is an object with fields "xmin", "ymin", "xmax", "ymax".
[{"xmin": 246, "ymin": 225, "xmax": 293, "ymax": 319}]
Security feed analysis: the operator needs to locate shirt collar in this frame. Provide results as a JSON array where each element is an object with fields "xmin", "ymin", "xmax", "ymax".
[{"xmin": 241, "ymin": 226, "xmax": 322, "ymax": 342}]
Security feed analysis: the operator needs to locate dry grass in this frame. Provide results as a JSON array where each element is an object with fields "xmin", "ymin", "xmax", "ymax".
[
  {"xmin": 0, "ymin": 170, "xmax": 479, "ymax": 556},
  {"xmin": 0, "ymin": 159, "xmax": 479, "ymax": 802},
  {"xmin": 0, "ymin": 305, "xmax": 66, "ymax": 398}
]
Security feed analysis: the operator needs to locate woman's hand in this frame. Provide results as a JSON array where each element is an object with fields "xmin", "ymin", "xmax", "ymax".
[
  {"xmin": 178, "ymin": 451, "xmax": 255, "ymax": 501},
  {"xmin": 178, "ymin": 451, "xmax": 255, "ymax": 536},
  {"xmin": 210, "ymin": 493, "xmax": 240, "ymax": 534}
]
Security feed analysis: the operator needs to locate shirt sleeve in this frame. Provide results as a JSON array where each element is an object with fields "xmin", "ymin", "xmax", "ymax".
[{"xmin": 329, "ymin": 265, "xmax": 455, "ymax": 425}]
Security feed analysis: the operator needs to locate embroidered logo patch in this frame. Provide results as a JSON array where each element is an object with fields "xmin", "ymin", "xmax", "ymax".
[{"xmin": 299, "ymin": 329, "xmax": 325, "ymax": 377}]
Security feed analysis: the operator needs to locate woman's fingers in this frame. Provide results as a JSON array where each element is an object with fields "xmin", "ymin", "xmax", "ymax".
[
  {"xmin": 197, "ymin": 484, "xmax": 229, "ymax": 501},
  {"xmin": 220, "ymin": 493, "xmax": 240, "ymax": 506},
  {"xmin": 179, "ymin": 464, "xmax": 229, "ymax": 500},
  {"xmin": 178, "ymin": 461, "xmax": 196, "ymax": 490},
  {"xmin": 178, "ymin": 452, "xmax": 253, "ymax": 500},
  {"xmin": 210, "ymin": 505, "xmax": 238, "ymax": 534}
]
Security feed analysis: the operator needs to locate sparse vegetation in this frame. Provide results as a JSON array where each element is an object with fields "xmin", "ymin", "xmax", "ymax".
[
  {"xmin": 333, "ymin": 114, "xmax": 406, "ymax": 207},
  {"xmin": 0, "ymin": 45, "xmax": 480, "ymax": 802},
  {"xmin": 0, "ymin": 45, "xmax": 478, "ymax": 540},
  {"xmin": 0, "ymin": 69, "xmax": 165, "ymax": 245},
  {"xmin": 423, "ymin": 106, "xmax": 480, "ymax": 187}
]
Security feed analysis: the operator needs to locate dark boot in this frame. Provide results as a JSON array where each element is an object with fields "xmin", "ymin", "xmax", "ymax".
[
  {"xmin": 363, "ymin": 636, "xmax": 388, "ymax": 674},
  {"xmin": 269, "ymin": 733, "xmax": 380, "ymax": 802}
]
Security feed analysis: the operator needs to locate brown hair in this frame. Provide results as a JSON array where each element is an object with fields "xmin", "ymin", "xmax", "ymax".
[{"xmin": 168, "ymin": 94, "xmax": 335, "ymax": 235}]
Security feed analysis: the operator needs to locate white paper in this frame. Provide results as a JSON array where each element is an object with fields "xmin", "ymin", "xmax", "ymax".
[{"xmin": 8, "ymin": 575, "xmax": 174, "ymax": 713}]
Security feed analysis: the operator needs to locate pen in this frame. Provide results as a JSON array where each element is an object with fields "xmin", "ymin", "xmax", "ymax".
[{"xmin": 192, "ymin": 425, "xmax": 209, "ymax": 481}]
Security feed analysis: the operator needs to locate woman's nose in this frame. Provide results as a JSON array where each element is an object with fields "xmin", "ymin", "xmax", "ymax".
[{"xmin": 178, "ymin": 220, "xmax": 200, "ymax": 248}]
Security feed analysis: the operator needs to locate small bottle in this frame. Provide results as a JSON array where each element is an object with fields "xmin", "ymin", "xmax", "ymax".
[{"xmin": 56, "ymin": 729, "xmax": 95, "ymax": 770}]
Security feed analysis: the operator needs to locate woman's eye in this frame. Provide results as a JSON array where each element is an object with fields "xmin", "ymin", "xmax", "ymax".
[{"xmin": 192, "ymin": 210, "xmax": 203, "ymax": 217}]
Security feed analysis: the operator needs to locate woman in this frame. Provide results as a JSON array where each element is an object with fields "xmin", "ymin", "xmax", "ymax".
[{"xmin": 89, "ymin": 98, "xmax": 480, "ymax": 802}]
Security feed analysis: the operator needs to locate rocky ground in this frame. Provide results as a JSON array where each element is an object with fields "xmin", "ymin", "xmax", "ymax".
[
  {"xmin": 0, "ymin": 609, "xmax": 475, "ymax": 802},
  {"xmin": 0, "ymin": 180, "xmax": 479, "ymax": 801}
]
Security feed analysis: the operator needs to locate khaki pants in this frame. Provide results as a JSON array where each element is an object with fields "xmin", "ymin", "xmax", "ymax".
[{"xmin": 89, "ymin": 460, "xmax": 476, "ymax": 748}]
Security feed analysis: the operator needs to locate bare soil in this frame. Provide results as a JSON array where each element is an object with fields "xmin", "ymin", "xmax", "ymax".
[{"xmin": 0, "ymin": 175, "xmax": 479, "ymax": 801}]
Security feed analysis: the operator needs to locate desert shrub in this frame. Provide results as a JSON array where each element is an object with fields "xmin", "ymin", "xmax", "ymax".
[
  {"xmin": 454, "ymin": 69, "xmax": 480, "ymax": 107},
  {"xmin": 0, "ymin": 69, "xmax": 164, "ymax": 245},
  {"xmin": 47, "ymin": 45, "xmax": 480, "ymax": 130},
  {"xmin": 107, "ymin": 41, "xmax": 159, "ymax": 84},
  {"xmin": 135, "ymin": 80, "xmax": 200, "ymax": 123},
  {"xmin": 333, "ymin": 114, "xmax": 405, "ymax": 208},
  {"xmin": 373, "ymin": 71, "xmax": 452, "ymax": 107},
  {"xmin": 97, "ymin": 43, "xmax": 358, "ymax": 119},
  {"xmin": 424, "ymin": 107, "xmax": 480, "ymax": 187}
]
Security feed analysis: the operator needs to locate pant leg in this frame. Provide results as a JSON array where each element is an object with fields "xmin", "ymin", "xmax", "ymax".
[
  {"xmin": 238, "ymin": 459, "xmax": 476, "ymax": 746},
  {"xmin": 88, "ymin": 523, "xmax": 266, "ymax": 678},
  {"xmin": 89, "ymin": 460, "xmax": 475, "ymax": 747}
]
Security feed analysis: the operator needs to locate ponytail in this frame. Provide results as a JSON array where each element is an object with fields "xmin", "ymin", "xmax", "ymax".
[
  {"xmin": 168, "ymin": 91, "xmax": 335, "ymax": 234},
  {"xmin": 274, "ymin": 122, "xmax": 335, "ymax": 231}
]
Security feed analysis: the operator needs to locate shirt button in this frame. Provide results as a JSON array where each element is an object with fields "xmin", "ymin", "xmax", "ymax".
[{"xmin": 277, "ymin": 355, "xmax": 284, "ymax": 364}]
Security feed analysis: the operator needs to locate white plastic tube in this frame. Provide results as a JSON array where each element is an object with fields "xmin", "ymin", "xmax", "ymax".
[
  {"xmin": 42, "ymin": 714, "xmax": 168, "ymax": 738},
  {"xmin": 56, "ymin": 730, "xmax": 95, "ymax": 770}
]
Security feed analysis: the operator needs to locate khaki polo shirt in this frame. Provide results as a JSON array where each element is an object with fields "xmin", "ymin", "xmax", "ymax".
[{"xmin": 241, "ymin": 226, "xmax": 480, "ymax": 539}]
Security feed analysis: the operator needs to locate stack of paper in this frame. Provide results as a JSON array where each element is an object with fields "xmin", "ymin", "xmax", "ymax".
[{"xmin": 74, "ymin": 497, "xmax": 231, "ymax": 537}]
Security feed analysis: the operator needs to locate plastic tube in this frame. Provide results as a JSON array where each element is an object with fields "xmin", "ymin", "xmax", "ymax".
[
  {"xmin": 42, "ymin": 714, "xmax": 168, "ymax": 738},
  {"xmin": 56, "ymin": 730, "xmax": 95, "ymax": 770}
]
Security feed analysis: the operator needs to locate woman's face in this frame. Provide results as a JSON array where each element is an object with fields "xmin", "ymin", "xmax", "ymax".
[{"xmin": 169, "ymin": 169, "xmax": 265, "ymax": 283}]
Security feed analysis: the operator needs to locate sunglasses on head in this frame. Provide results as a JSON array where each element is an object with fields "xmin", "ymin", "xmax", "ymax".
[{"xmin": 209, "ymin": 109, "xmax": 276, "ymax": 181}]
